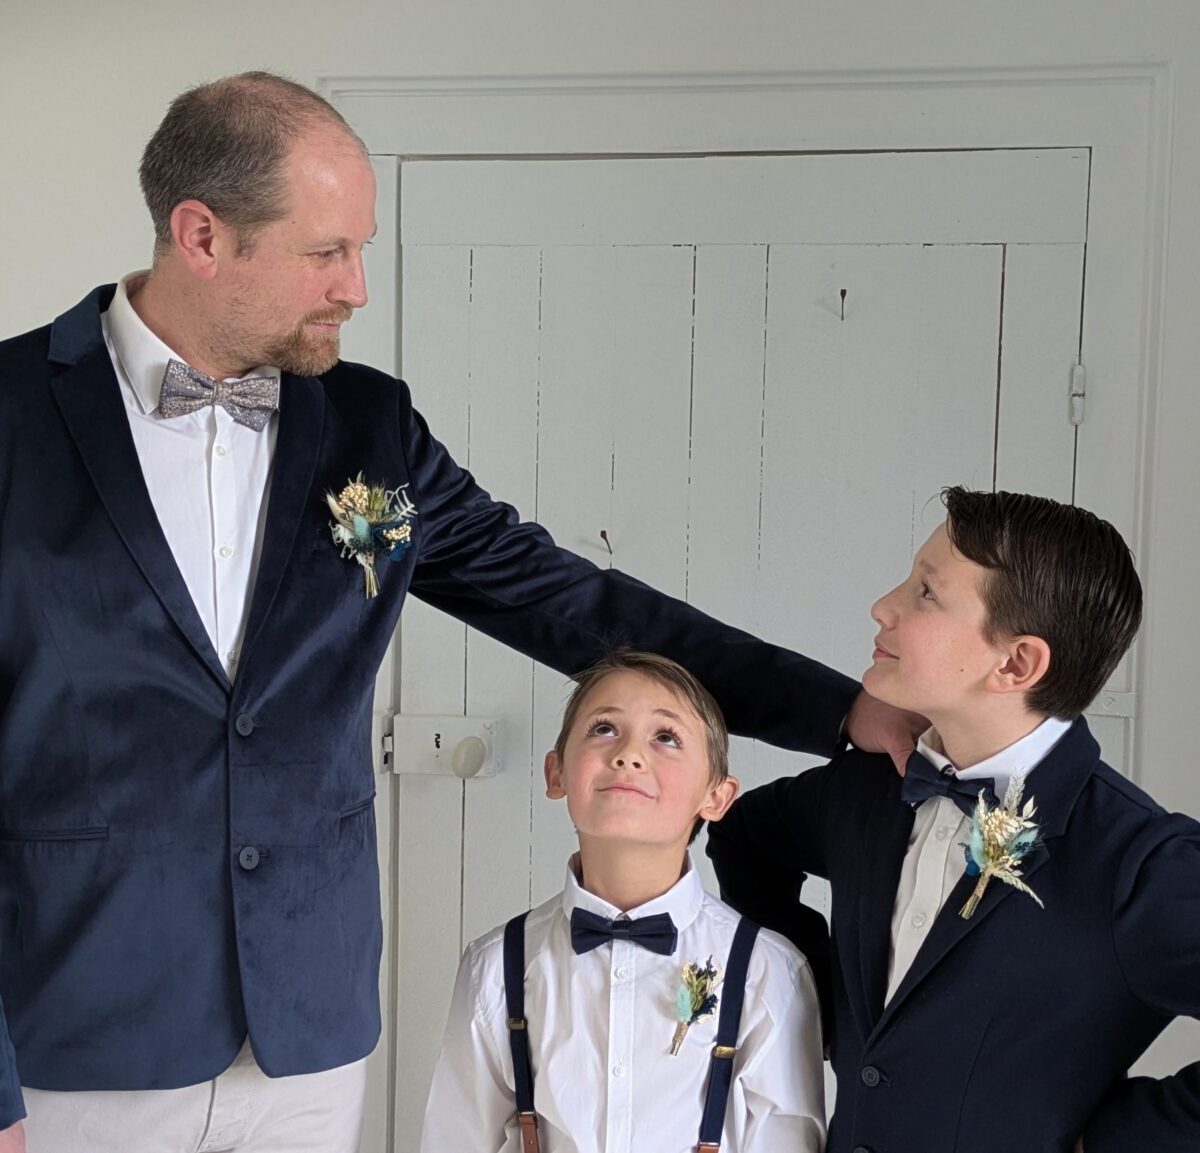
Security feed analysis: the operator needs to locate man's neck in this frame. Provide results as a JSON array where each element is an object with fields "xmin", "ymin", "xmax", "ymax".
[
  {"xmin": 927, "ymin": 705, "xmax": 1048, "ymax": 770},
  {"xmin": 130, "ymin": 269, "xmax": 238, "ymax": 380},
  {"xmin": 575, "ymin": 837, "xmax": 689, "ymax": 913}
]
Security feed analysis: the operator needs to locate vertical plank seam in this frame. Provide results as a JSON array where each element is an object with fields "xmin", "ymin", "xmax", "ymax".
[
  {"xmin": 684, "ymin": 245, "xmax": 698, "ymax": 604},
  {"xmin": 757, "ymin": 244, "xmax": 772, "ymax": 573},
  {"xmin": 460, "ymin": 246, "xmax": 475, "ymax": 953},
  {"xmin": 530, "ymin": 249, "xmax": 544, "ymax": 909},
  {"xmin": 991, "ymin": 243, "xmax": 1007, "ymax": 492},
  {"xmin": 1072, "ymin": 148, "xmax": 1093, "ymax": 507}
]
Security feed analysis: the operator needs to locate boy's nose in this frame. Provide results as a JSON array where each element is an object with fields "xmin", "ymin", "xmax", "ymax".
[
  {"xmin": 612, "ymin": 747, "xmax": 644, "ymax": 771},
  {"xmin": 871, "ymin": 586, "xmax": 898, "ymax": 625}
]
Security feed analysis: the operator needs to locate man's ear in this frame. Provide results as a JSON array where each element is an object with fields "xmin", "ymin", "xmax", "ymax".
[
  {"xmin": 992, "ymin": 635, "xmax": 1052, "ymax": 697},
  {"xmin": 169, "ymin": 199, "xmax": 230, "ymax": 280},
  {"xmin": 698, "ymin": 775, "xmax": 740, "ymax": 825},
  {"xmin": 544, "ymin": 750, "xmax": 566, "ymax": 799}
]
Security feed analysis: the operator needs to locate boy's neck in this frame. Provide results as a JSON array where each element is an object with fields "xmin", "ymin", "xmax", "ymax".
[
  {"xmin": 928, "ymin": 704, "xmax": 1050, "ymax": 770},
  {"xmin": 575, "ymin": 837, "xmax": 690, "ymax": 913}
]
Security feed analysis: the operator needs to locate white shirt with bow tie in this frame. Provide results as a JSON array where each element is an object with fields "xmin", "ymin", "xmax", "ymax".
[
  {"xmin": 885, "ymin": 717, "xmax": 1073, "ymax": 1004},
  {"xmin": 420, "ymin": 855, "xmax": 825, "ymax": 1153},
  {"xmin": 100, "ymin": 272, "xmax": 281, "ymax": 678}
]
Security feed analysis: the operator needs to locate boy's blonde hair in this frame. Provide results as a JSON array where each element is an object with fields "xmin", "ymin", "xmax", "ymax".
[{"xmin": 554, "ymin": 650, "xmax": 729, "ymax": 786}]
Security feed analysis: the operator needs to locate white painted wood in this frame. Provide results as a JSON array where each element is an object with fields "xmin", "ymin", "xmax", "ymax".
[
  {"xmin": 400, "ymin": 151, "xmax": 1089, "ymax": 247},
  {"xmin": 337, "ymin": 155, "xmax": 398, "ymax": 1153},
  {"xmin": 393, "ymin": 244, "xmax": 473, "ymax": 1144}
]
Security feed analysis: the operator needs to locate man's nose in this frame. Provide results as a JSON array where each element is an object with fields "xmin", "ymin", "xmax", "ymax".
[{"xmin": 332, "ymin": 252, "xmax": 368, "ymax": 309}]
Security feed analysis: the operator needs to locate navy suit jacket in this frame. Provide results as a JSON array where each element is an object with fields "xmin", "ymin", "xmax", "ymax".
[
  {"xmin": 0, "ymin": 285, "xmax": 859, "ymax": 1128},
  {"xmin": 708, "ymin": 719, "xmax": 1200, "ymax": 1153}
]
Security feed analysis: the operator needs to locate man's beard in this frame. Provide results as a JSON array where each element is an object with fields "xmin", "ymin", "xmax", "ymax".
[{"xmin": 261, "ymin": 310, "xmax": 353, "ymax": 376}]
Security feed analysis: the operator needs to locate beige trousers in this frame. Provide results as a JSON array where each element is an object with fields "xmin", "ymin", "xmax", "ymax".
[{"xmin": 21, "ymin": 1040, "xmax": 367, "ymax": 1153}]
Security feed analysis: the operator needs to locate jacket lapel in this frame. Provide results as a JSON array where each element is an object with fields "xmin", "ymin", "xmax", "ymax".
[
  {"xmin": 47, "ymin": 289, "xmax": 230, "ymax": 691},
  {"xmin": 871, "ymin": 719, "xmax": 1099, "ymax": 1036},
  {"xmin": 851, "ymin": 784, "xmax": 915, "ymax": 1036},
  {"xmin": 237, "ymin": 372, "xmax": 326, "ymax": 667}
]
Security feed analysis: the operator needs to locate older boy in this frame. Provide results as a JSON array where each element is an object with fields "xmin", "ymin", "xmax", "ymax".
[
  {"xmin": 421, "ymin": 651, "xmax": 826, "ymax": 1153},
  {"xmin": 709, "ymin": 488, "xmax": 1200, "ymax": 1153}
]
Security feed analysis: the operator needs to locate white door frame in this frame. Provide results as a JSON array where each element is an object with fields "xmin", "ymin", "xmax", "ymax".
[{"xmin": 325, "ymin": 66, "xmax": 1171, "ymax": 1152}]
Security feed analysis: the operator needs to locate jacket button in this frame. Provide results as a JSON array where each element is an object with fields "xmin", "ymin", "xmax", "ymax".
[
  {"xmin": 861, "ymin": 1065, "xmax": 882, "ymax": 1087},
  {"xmin": 235, "ymin": 713, "xmax": 255, "ymax": 737},
  {"xmin": 238, "ymin": 846, "xmax": 260, "ymax": 871},
  {"xmin": 853, "ymin": 1147, "xmax": 874, "ymax": 1153}
]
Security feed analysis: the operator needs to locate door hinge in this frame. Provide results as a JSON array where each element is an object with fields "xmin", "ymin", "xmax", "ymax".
[{"xmin": 1069, "ymin": 361, "xmax": 1086, "ymax": 426}]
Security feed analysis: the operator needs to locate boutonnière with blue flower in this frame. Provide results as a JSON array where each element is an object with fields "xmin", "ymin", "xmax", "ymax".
[
  {"xmin": 670, "ymin": 956, "xmax": 720, "ymax": 1055},
  {"xmin": 961, "ymin": 775, "xmax": 1044, "ymax": 920},
  {"xmin": 326, "ymin": 473, "xmax": 418, "ymax": 598}
]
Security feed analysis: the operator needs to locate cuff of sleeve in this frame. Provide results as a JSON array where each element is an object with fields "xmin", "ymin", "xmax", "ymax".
[{"xmin": 0, "ymin": 1021, "xmax": 25, "ymax": 1130}]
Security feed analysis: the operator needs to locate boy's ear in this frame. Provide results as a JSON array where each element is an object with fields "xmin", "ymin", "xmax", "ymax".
[
  {"xmin": 544, "ymin": 750, "xmax": 566, "ymax": 799},
  {"xmin": 992, "ymin": 635, "xmax": 1052, "ymax": 697},
  {"xmin": 698, "ymin": 775, "xmax": 740, "ymax": 825}
]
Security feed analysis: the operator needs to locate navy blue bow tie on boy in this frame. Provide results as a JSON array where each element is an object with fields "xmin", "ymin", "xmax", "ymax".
[
  {"xmin": 900, "ymin": 750, "xmax": 998, "ymax": 816},
  {"xmin": 158, "ymin": 358, "xmax": 280, "ymax": 432},
  {"xmin": 570, "ymin": 908, "xmax": 678, "ymax": 956}
]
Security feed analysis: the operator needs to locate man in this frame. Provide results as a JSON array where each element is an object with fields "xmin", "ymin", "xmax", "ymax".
[{"xmin": 0, "ymin": 72, "xmax": 918, "ymax": 1153}]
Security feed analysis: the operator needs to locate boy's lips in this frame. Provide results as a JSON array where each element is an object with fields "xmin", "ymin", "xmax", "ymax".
[
  {"xmin": 599, "ymin": 782, "xmax": 653, "ymax": 799},
  {"xmin": 872, "ymin": 638, "xmax": 897, "ymax": 659}
]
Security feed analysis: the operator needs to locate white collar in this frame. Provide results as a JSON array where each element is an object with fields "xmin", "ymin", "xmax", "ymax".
[
  {"xmin": 105, "ymin": 271, "xmax": 281, "ymax": 415},
  {"xmin": 560, "ymin": 852, "xmax": 705, "ymax": 934},
  {"xmin": 917, "ymin": 716, "xmax": 1073, "ymax": 799}
]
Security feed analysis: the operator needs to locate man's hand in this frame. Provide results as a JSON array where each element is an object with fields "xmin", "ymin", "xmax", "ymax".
[
  {"xmin": 0, "ymin": 1121, "xmax": 25, "ymax": 1153},
  {"xmin": 844, "ymin": 688, "xmax": 927, "ymax": 774}
]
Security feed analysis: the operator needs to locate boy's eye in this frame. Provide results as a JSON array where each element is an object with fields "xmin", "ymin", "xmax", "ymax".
[
  {"xmin": 920, "ymin": 580, "xmax": 937, "ymax": 602},
  {"xmin": 587, "ymin": 720, "xmax": 617, "ymax": 737},
  {"xmin": 654, "ymin": 728, "xmax": 682, "ymax": 748}
]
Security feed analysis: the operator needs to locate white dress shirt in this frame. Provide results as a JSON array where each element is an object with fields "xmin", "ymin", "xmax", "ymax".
[
  {"xmin": 100, "ymin": 273, "xmax": 280, "ymax": 678},
  {"xmin": 421, "ymin": 856, "xmax": 825, "ymax": 1153},
  {"xmin": 884, "ymin": 717, "xmax": 1073, "ymax": 1003}
]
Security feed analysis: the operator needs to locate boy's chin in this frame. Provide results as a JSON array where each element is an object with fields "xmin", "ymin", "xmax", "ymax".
[{"xmin": 861, "ymin": 664, "xmax": 909, "ymax": 712}]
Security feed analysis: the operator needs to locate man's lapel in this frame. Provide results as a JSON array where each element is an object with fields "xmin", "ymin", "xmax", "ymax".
[
  {"xmin": 871, "ymin": 719, "xmax": 1099, "ymax": 1036},
  {"xmin": 852, "ymin": 785, "xmax": 915, "ymax": 1036},
  {"xmin": 47, "ymin": 289, "xmax": 230, "ymax": 691},
  {"xmin": 237, "ymin": 372, "xmax": 326, "ymax": 667}
]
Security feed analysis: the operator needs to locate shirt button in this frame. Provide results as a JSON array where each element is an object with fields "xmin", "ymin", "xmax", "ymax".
[
  {"xmin": 861, "ymin": 1065, "xmax": 882, "ymax": 1088},
  {"xmin": 217, "ymin": 545, "xmax": 233, "ymax": 559},
  {"xmin": 238, "ymin": 846, "xmax": 260, "ymax": 871},
  {"xmin": 215, "ymin": 445, "xmax": 227, "ymax": 457},
  {"xmin": 227, "ymin": 650, "xmax": 239, "ymax": 666},
  {"xmin": 235, "ymin": 713, "xmax": 255, "ymax": 737},
  {"xmin": 853, "ymin": 1146, "xmax": 875, "ymax": 1153},
  {"xmin": 614, "ymin": 966, "xmax": 629, "ymax": 980},
  {"xmin": 911, "ymin": 912, "xmax": 928, "ymax": 928},
  {"xmin": 935, "ymin": 826, "xmax": 951, "ymax": 840},
  {"xmin": 612, "ymin": 1063, "xmax": 627, "ymax": 1078}
]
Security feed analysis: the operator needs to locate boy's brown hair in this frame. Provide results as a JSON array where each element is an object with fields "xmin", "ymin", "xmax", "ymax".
[
  {"xmin": 942, "ymin": 486, "xmax": 1142, "ymax": 719},
  {"xmin": 555, "ymin": 651, "xmax": 729, "ymax": 842}
]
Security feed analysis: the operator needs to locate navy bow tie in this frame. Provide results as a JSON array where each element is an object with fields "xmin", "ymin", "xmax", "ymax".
[
  {"xmin": 900, "ymin": 751, "xmax": 997, "ymax": 816},
  {"xmin": 158, "ymin": 359, "xmax": 279, "ymax": 432},
  {"xmin": 569, "ymin": 908, "xmax": 678, "ymax": 957}
]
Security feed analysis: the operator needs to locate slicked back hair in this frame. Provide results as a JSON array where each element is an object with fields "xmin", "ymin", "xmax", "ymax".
[
  {"xmin": 942, "ymin": 486, "xmax": 1142, "ymax": 719},
  {"xmin": 554, "ymin": 651, "xmax": 729, "ymax": 844},
  {"xmin": 139, "ymin": 71, "xmax": 367, "ymax": 253}
]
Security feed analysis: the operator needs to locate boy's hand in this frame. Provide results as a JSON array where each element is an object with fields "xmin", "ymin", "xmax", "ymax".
[
  {"xmin": 844, "ymin": 689, "xmax": 927, "ymax": 774},
  {"xmin": 1074, "ymin": 1140, "xmax": 1084, "ymax": 1153},
  {"xmin": 0, "ymin": 1121, "xmax": 25, "ymax": 1153}
]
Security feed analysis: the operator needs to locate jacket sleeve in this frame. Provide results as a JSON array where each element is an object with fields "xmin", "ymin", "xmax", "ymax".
[
  {"xmin": 706, "ymin": 762, "xmax": 839, "ymax": 1026},
  {"xmin": 398, "ymin": 384, "xmax": 859, "ymax": 757},
  {"xmin": 1082, "ymin": 814, "xmax": 1200, "ymax": 1153}
]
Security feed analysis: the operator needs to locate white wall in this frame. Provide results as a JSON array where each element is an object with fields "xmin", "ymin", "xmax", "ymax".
[{"xmin": 4, "ymin": 0, "xmax": 1197, "ymax": 816}]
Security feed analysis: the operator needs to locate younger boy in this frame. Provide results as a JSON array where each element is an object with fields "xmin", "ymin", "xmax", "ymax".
[
  {"xmin": 421, "ymin": 651, "xmax": 826, "ymax": 1153},
  {"xmin": 709, "ymin": 487, "xmax": 1200, "ymax": 1153}
]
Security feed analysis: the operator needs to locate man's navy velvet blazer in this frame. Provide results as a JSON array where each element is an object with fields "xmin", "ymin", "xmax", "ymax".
[
  {"xmin": 0, "ymin": 286, "xmax": 859, "ymax": 1127},
  {"xmin": 709, "ymin": 719, "xmax": 1200, "ymax": 1153}
]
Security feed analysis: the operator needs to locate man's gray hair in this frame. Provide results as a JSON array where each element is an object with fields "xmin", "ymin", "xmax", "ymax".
[{"xmin": 139, "ymin": 71, "xmax": 367, "ymax": 252}]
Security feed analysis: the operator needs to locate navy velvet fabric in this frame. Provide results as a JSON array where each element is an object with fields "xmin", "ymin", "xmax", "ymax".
[{"xmin": 0, "ymin": 286, "xmax": 859, "ymax": 1127}]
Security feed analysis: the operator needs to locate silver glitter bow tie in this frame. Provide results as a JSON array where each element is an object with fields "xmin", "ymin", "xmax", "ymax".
[{"xmin": 158, "ymin": 359, "xmax": 279, "ymax": 432}]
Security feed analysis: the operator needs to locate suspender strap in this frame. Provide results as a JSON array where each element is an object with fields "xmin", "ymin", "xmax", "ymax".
[
  {"xmin": 697, "ymin": 917, "xmax": 761, "ymax": 1152},
  {"xmin": 503, "ymin": 913, "xmax": 541, "ymax": 1153}
]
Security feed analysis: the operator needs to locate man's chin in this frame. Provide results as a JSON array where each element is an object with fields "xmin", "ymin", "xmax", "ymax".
[{"xmin": 271, "ymin": 334, "xmax": 341, "ymax": 376}]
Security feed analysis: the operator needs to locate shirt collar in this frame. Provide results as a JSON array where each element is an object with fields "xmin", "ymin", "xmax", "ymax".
[
  {"xmin": 560, "ymin": 852, "xmax": 705, "ymax": 934},
  {"xmin": 105, "ymin": 271, "xmax": 281, "ymax": 415},
  {"xmin": 917, "ymin": 716, "xmax": 1073, "ymax": 799}
]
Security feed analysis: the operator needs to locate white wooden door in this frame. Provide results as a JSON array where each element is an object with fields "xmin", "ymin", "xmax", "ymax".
[{"xmin": 385, "ymin": 149, "xmax": 1105, "ymax": 1148}]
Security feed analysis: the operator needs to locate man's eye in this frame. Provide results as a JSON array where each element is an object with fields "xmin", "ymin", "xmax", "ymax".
[{"xmin": 314, "ymin": 248, "xmax": 340, "ymax": 260}]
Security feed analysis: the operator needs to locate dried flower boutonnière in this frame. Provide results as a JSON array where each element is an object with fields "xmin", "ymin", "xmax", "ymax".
[
  {"xmin": 326, "ymin": 474, "xmax": 417, "ymax": 598},
  {"xmin": 960, "ymin": 776, "xmax": 1044, "ymax": 920}
]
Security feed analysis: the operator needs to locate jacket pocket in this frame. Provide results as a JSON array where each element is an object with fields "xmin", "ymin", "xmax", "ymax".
[{"xmin": 0, "ymin": 825, "xmax": 109, "ymax": 842}]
